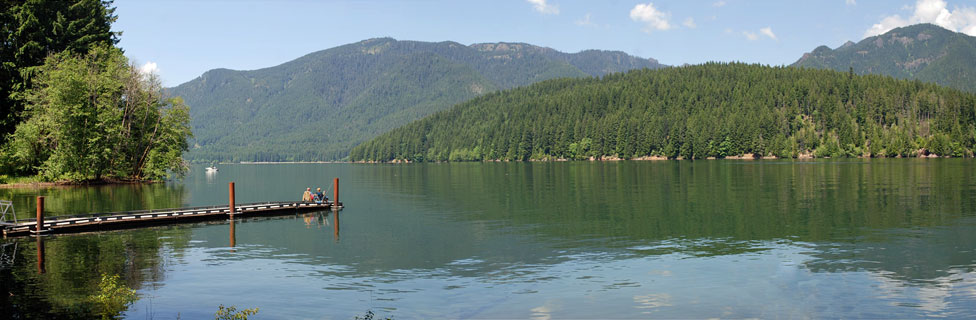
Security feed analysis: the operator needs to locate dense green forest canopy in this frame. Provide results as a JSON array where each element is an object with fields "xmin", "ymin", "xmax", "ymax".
[
  {"xmin": 793, "ymin": 24, "xmax": 976, "ymax": 93},
  {"xmin": 0, "ymin": 0, "xmax": 120, "ymax": 139},
  {"xmin": 0, "ymin": 0, "xmax": 192, "ymax": 183},
  {"xmin": 350, "ymin": 63, "xmax": 976, "ymax": 162},
  {"xmin": 168, "ymin": 38, "xmax": 663, "ymax": 162}
]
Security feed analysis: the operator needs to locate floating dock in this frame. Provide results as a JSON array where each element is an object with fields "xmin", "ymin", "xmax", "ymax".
[
  {"xmin": 1, "ymin": 180, "xmax": 344, "ymax": 237},
  {"xmin": 2, "ymin": 201, "xmax": 342, "ymax": 237}
]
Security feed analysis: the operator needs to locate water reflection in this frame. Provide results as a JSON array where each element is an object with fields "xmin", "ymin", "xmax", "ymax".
[
  {"xmin": 229, "ymin": 217, "xmax": 236, "ymax": 251},
  {"xmin": 1, "ymin": 225, "xmax": 193, "ymax": 319},
  {"xmin": 300, "ymin": 210, "xmax": 340, "ymax": 241},
  {"xmin": 223, "ymin": 210, "xmax": 341, "ymax": 252},
  {"xmin": 206, "ymin": 169, "xmax": 218, "ymax": 184},
  {"xmin": 0, "ymin": 182, "xmax": 187, "ymax": 219},
  {"xmin": 0, "ymin": 242, "xmax": 15, "ymax": 270},
  {"xmin": 358, "ymin": 160, "xmax": 976, "ymax": 247},
  {"xmin": 4, "ymin": 161, "xmax": 976, "ymax": 318},
  {"xmin": 35, "ymin": 236, "xmax": 44, "ymax": 274},
  {"xmin": 333, "ymin": 210, "xmax": 340, "ymax": 242},
  {"xmin": 803, "ymin": 217, "xmax": 976, "ymax": 286}
]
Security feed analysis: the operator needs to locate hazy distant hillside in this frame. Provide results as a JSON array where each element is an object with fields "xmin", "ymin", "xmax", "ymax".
[
  {"xmin": 168, "ymin": 38, "xmax": 663, "ymax": 162},
  {"xmin": 793, "ymin": 24, "xmax": 976, "ymax": 92}
]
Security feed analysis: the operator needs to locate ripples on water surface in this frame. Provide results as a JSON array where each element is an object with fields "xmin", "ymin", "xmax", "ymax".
[{"xmin": 1, "ymin": 159, "xmax": 975, "ymax": 318}]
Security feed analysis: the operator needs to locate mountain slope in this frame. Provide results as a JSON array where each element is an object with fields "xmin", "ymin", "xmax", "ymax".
[
  {"xmin": 793, "ymin": 24, "xmax": 976, "ymax": 92},
  {"xmin": 168, "ymin": 38, "xmax": 663, "ymax": 162},
  {"xmin": 350, "ymin": 63, "xmax": 976, "ymax": 162}
]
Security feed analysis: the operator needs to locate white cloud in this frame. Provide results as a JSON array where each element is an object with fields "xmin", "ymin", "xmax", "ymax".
[
  {"xmin": 713, "ymin": 1, "xmax": 726, "ymax": 7},
  {"xmin": 576, "ymin": 13, "xmax": 594, "ymax": 26},
  {"xmin": 735, "ymin": 27, "xmax": 775, "ymax": 41},
  {"xmin": 760, "ymin": 26, "xmax": 777, "ymax": 40},
  {"xmin": 962, "ymin": 8, "xmax": 976, "ymax": 35},
  {"xmin": 139, "ymin": 61, "xmax": 158, "ymax": 75},
  {"xmin": 915, "ymin": 0, "xmax": 952, "ymax": 24},
  {"xmin": 846, "ymin": 0, "xmax": 856, "ymax": 5},
  {"xmin": 527, "ymin": 0, "xmax": 559, "ymax": 15},
  {"xmin": 865, "ymin": 15, "xmax": 909, "ymax": 37},
  {"xmin": 575, "ymin": 13, "xmax": 608, "ymax": 28},
  {"xmin": 683, "ymin": 17, "xmax": 697, "ymax": 28},
  {"xmin": 865, "ymin": 0, "xmax": 976, "ymax": 37},
  {"xmin": 630, "ymin": 2, "xmax": 672, "ymax": 33}
]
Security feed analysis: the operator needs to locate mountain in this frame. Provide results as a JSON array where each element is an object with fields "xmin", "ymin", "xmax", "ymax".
[
  {"xmin": 167, "ymin": 38, "xmax": 663, "ymax": 162},
  {"xmin": 350, "ymin": 63, "xmax": 976, "ymax": 162},
  {"xmin": 793, "ymin": 23, "xmax": 976, "ymax": 92}
]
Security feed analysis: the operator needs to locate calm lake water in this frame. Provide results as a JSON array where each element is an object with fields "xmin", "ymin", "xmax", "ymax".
[{"xmin": 2, "ymin": 160, "xmax": 976, "ymax": 318}]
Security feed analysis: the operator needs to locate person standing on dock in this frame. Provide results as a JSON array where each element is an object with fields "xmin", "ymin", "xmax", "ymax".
[{"xmin": 302, "ymin": 188, "xmax": 313, "ymax": 202}]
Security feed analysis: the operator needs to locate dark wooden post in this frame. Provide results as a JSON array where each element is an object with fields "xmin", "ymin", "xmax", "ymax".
[
  {"xmin": 333, "ymin": 178, "xmax": 339, "ymax": 207},
  {"xmin": 228, "ymin": 182, "xmax": 236, "ymax": 216},
  {"xmin": 35, "ymin": 196, "xmax": 44, "ymax": 233}
]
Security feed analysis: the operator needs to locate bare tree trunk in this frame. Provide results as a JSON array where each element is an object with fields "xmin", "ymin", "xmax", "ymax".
[{"xmin": 135, "ymin": 108, "xmax": 162, "ymax": 180}]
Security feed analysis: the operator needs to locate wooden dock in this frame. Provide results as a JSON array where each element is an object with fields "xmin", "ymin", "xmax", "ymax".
[
  {"xmin": 1, "ymin": 201, "xmax": 342, "ymax": 237},
  {"xmin": 2, "ymin": 179, "xmax": 345, "ymax": 237}
]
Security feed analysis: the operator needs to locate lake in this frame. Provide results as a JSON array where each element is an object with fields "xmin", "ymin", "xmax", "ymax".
[{"xmin": 2, "ymin": 160, "xmax": 976, "ymax": 318}]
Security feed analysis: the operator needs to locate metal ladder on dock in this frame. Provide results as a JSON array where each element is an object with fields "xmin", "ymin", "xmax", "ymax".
[{"xmin": 0, "ymin": 200, "xmax": 16, "ymax": 227}]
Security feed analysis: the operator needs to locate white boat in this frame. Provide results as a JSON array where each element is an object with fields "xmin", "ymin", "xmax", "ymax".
[{"xmin": 205, "ymin": 165, "xmax": 218, "ymax": 172}]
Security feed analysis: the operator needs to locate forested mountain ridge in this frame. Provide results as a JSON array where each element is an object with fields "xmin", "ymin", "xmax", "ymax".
[
  {"xmin": 349, "ymin": 63, "xmax": 976, "ymax": 162},
  {"xmin": 168, "ymin": 38, "xmax": 663, "ymax": 162},
  {"xmin": 793, "ymin": 24, "xmax": 976, "ymax": 92}
]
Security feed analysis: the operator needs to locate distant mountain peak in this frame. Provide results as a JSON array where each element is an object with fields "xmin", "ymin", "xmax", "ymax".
[
  {"xmin": 887, "ymin": 23, "xmax": 955, "ymax": 35},
  {"xmin": 812, "ymin": 45, "xmax": 833, "ymax": 54},
  {"xmin": 168, "ymin": 38, "xmax": 664, "ymax": 162},
  {"xmin": 469, "ymin": 42, "xmax": 557, "ymax": 57},
  {"xmin": 792, "ymin": 23, "xmax": 976, "ymax": 92}
]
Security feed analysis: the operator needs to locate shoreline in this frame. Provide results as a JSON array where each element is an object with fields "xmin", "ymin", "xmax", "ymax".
[
  {"xmin": 350, "ymin": 153, "xmax": 955, "ymax": 164},
  {"xmin": 1, "ymin": 155, "xmax": 961, "ymax": 188},
  {"xmin": 236, "ymin": 161, "xmax": 352, "ymax": 164},
  {"xmin": 10, "ymin": 156, "xmax": 952, "ymax": 176},
  {"xmin": 0, "ymin": 179, "xmax": 161, "ymax": 189}
]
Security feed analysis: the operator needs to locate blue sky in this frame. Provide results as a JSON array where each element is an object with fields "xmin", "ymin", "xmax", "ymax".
[{"xmin": 114, "ymin": 0, "xmax": 976, "ymax": 87}]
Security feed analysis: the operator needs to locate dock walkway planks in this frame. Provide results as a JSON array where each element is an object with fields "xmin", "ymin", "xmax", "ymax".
[{"xmin": 2, "ymin": 201, "xmax": 342, "ymax": 237}]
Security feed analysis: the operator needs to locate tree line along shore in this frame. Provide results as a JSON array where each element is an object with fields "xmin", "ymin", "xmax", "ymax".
[{"xmin": 350, "ymin": 63, "xmax": 976, "ymax": 163}]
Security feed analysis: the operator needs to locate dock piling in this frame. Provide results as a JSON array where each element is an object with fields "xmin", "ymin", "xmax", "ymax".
[
  {"xmin": 35, "ymin": 196, "xmax": 43, "ymax": 234},
  {"xmin": 333, "ymin": 178, "xmax": 339, "ymax": 208},
  {"xmin": 229, "ymin": 182, "xmax": 236, "ymax": 216}
]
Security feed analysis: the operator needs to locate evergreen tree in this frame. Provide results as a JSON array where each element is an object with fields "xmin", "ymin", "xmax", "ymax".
[
  {"xmin": 350, "ymin": 63, "xmax": 976, "ymax": 162},
  {"xmin": 0, "ymin": 0, "xmax": 119, "ymax": 140}
]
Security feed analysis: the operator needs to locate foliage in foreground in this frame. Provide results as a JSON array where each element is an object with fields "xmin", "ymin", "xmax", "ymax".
[
  {"xmin": 350, "ymin": 63, "xmax": 976, "ymax": 162},
  {"xmin": 214, "ymin": 305, "xmax": 259, "ymax": 320},
  {"xmin": 90, "ymin": 273, "xmax": 138, "ymax": 320},
  {"xmin": 1, "ymin": 45, "xmax": 191, "ymax": 182}
]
